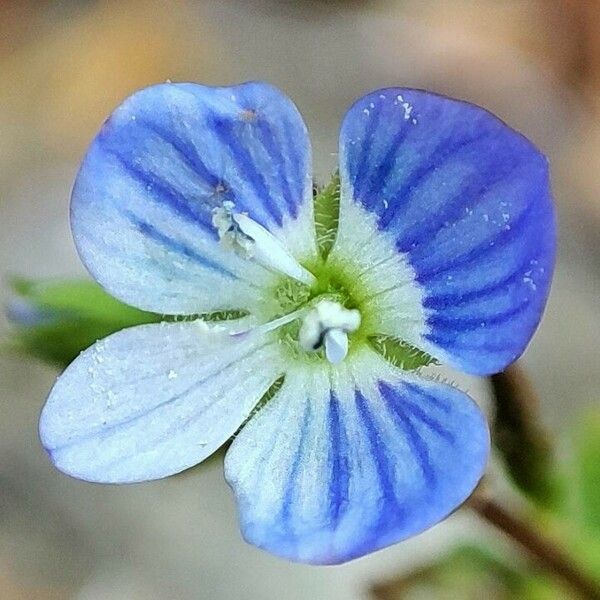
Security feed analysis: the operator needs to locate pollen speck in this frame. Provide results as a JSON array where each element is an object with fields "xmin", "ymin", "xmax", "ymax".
[{"xmin": 240, "ymin": 109, "xmax": 258, "ymax": 123}]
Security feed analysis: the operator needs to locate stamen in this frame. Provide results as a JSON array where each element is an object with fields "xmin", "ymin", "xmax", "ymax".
[
  {"xmin": 212, "ymin": 203, "xmax": 315, "ymax": 286},
  {"xmin": 231, "ymin": 306, "xmax": 308, "ymax": 340},
  {"xmin": 212, "ymin": 201, "xmax": 255, "ymax": 259},
  {"xmin": 298, "ymin": 300, "xmax": 361, "ymax": 364}
]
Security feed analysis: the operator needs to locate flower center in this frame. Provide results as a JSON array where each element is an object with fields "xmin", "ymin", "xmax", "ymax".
[{"xmin": 298, "ymin": 300, "xmax": 361, "ymax": 364}]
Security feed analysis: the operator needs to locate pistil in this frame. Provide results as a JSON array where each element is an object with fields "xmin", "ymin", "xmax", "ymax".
[{"xmin": 298, "ymin": 300, "xmax": 361, "ymax": 364}]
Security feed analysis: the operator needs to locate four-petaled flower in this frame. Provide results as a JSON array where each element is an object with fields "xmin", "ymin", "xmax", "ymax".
[{"xmin": 40, "ymin": 82, "xmax": 555, "ymax": 564}]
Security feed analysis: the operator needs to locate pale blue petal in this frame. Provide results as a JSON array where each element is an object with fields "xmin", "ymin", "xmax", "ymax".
[
  {"xmin": 225, "ymin": 352, "xmax": 489, "ymax": 564},
  {"xmin": 72, "ymin": 81, "xmax": 315, "ymax": 315},
  {"xmin": 337, "ymin": 88, "xmax": 555, "ymax": 375},
  {"xmin": 40, "ymin": 321, "xmax": 284, "ymax": 483}
]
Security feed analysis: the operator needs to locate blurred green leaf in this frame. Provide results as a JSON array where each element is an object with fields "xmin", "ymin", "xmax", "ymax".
[
  {"xmin": 371, "ymin": 544, "xmax": 565, "ymax": 600},
  {"xmin": 3, "ymin": 277, "xmax": 161, "ymax": 367},
  {"xmin": 573, "ymin": 411, "xmax": 600, "ymax": 533},
  {"xmin": 4, "ymin": 277, "xmax": 252, "ymax": 368},
  {"xmin": 556, "ymin": 409, "xmax": 600, "ymax": 579}
]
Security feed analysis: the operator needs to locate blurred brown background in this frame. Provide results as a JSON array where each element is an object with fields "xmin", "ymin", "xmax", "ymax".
[{"xmin": 0, "ymin": 1, "xmax": 599, "ymax": 598}]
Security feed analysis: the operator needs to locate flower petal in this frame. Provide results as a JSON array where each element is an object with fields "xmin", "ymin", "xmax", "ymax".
[
  {"xmin": 40, "ymin": 321, "xmax": 285, "ymax": 483},
  {"xmin": 224, "ymin": 349, "xmax": 489, "ymax": 564},
  {"xmin": 72, "ymin": 81, "xmax": 315, "ymax": 315},
  {"xmin": 335, "ymin": 88, "xmax": 555, "ymax": 375}
]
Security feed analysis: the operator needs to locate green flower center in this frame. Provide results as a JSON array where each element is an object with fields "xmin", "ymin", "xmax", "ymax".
[{"xmin": 267, "ymin": 174, "xmax": 436, "ymax": 370}]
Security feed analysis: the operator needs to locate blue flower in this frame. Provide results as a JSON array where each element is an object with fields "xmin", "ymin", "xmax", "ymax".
[{"xmin": 39, "ymin": 82, "xmax": 555, "ymax": 564}]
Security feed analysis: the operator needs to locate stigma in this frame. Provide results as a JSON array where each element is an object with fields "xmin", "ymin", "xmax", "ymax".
[
  {"xmin": 298, "ymin": 300, "xmax": 361, "ymax": 364},
  {"xmin": 212, "ymin": 202, "xmax": 315, "ymax": 286}
]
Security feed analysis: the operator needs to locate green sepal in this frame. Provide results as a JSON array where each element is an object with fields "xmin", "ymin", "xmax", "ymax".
[
  {"xmin": 368, "ymin": 334, "xmax": 437, "ymax": 371},
  {"xmin": 313, "ymin": 171, "xmax": 340, "ymax": 260}
]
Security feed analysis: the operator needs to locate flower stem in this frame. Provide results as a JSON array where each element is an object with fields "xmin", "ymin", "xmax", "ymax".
[{"xmin": 467, "ymin": 491, "xmax": 600, "ymax": 599}]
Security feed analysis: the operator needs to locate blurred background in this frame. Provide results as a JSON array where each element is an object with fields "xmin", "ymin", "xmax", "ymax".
[{"xmin": 0, "ymin": 1, "xmax": 599, "ymax": 598}]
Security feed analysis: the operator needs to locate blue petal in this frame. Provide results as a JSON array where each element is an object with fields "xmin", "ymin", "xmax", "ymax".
[
  {"xmin": 224, "ymin": 356, "xmax": 489, "ymax": 564},
  {"xmin": 72, "ymin": 81, "xmax": 315, "ymax": 315},
  {"xmin": 40, "ymin": 321, "xmax": 285, "ymax": 483},
  {"xmin": 338, "ymin": 89, "xmax": 555, "ymax": 375}
]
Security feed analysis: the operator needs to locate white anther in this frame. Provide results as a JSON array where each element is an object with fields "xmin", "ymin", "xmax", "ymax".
[
  {"xmin": 211, "ymin": 202, "xmax": 255, "ymax": 259},
  {"xmin": 298, "ymin": 300, "xmax": 361, "ymax": 363},
  {"xmin": 212, "ymin": 202, "xmax": 315, "ymax": 286}
]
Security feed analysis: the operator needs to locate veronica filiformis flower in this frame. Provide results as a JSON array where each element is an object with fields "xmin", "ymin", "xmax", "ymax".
[{"xmin": 39, "ymin": 82, "xmax": 555, "ymax": 564}]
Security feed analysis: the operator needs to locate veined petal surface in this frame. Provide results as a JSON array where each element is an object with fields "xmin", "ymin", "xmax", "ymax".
[
  {"xmin": 336, "ymin": 88, "xmax": 555, "ymax": 375},
  {"xmin": 40, "ymin": 321, "xmax": 284, "ymax": 483},
  {"xmin": 225, "ymin": 349, "xmax": 489, "ymax": 564},
  {"xmin": 72, "ymin": 81, "xmax": 315, "ymax": 315}
]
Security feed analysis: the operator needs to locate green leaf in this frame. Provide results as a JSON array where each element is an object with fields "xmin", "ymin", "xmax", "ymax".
[
  {"xmin": 368, "ymin": 334, "xmax": 437, "ymax": 371},
  {"xmin": 313, "ymin": 171, "xmax": 340, "ymax": 260}
]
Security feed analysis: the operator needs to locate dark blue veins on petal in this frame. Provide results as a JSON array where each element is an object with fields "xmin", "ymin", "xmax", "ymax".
[
  {"xmin": 339, "ymin": 88, "xmax": 555, "ymax": 374},
  {"xmin": 280, "ymin": 398, "xmax": 314, "ymax": 524},
  {"xmin": 71, "ymin": 82, "xmax": 315, "ymax": 314},
  {"xmin": 326, "ymin": 391, "xmax": 350, "ymax": 523},
  {"xmin": 226, "ymin": 372, "xmax": 489, "ymax": 564},
  {"xmin": 97, "ymin": 137, "xmax": 216, "ymax": 234},
  {"xmin": 375, "ymin": 132, "xmax": 491, "ymax": 229},
  {"xmin": 126, "ymin": 214, "xmax": 236, "ymax": 279},
  {"xmin": 353, "ymin": 390, "xmax": 406, "ymax": 530},
  {"xmin": 421, "ymin": 249, "xmax": 541, "ymax": 309},
  {"xmin": 209, "ymin": 116, "xmax": 284, "ymax": 226},
  {"xmin": 102, "ymin": 81, "xmax": 310, "ymax": 232},
  {"xmin": 254, "ymin": 118, "xmax": 298, "ymax": 218}
]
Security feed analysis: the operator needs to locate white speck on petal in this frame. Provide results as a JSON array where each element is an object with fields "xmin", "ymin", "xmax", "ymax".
[{"xmin": 168, "ymin": 370, "xmax": 178, "ymax": 380}]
